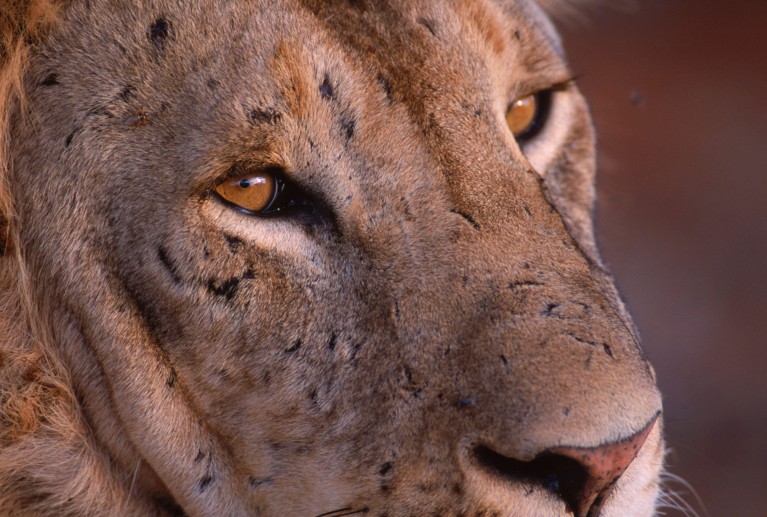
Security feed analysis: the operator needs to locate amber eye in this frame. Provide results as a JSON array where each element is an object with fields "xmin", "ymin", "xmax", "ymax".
[
  {"xmin": 215, "ymin": 171, "xmax": 278, "ymax": 214},
  {"xmin": 506, "ymin": 91, "xmax": 550, "ymax": 141}
]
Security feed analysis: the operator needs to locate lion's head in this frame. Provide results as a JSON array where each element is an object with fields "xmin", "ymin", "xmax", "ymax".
[{"xmin": 0, "ymin": 1, "xmax": 663, "ymax": 515}]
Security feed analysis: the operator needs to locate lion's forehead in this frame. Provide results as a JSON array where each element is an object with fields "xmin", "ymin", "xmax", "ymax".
[{"xmin": 43, "ymin": 0, "xmax": 561, "ymax": 152}]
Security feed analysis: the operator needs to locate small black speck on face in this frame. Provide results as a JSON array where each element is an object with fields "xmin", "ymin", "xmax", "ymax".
[
  {"xmin": 248, "ymin": 108, "xmax": 282, "ymax": 125},
  {"xmin": 541, "ymin": 303, "xmax": 559, "ymax": 318},
  {"xmin": 198, "ymin": 474, "xmax": 214, "ymax": 493},
  {"xmin": 286, "ymin": 339, "xmax": 302, "ymax": 353},
  {"xmin": 225, "ymin": 234, "xmax": 243, "ymax": 252},
  {"xmin": 341, "ymin": 114, "xmax": 356, "ymax": 141},
  {"xmin": 65, "ymin": 132, "xmax": 74, "ymax": 148},
  {"xmin": 320, "ymin": 74, "xmax": 335, "ymax": 100},
  {"xmin": 350, "ymin": 341, "xmax": 364, "ymax": 360},
  {"xmin": 249, "ymin": 476, "xmax": 274, "ymax": 488},
  {"xmin": 522, "ymin": 204, "xmax": 532, "ymax": 218},
  {"xmin": 166, "ymin": 368, "xmax": 177, "ymax": 388},
  {"xmin": 500, "ymin": 354, "xmax": 510, "ymax": 374},
  {"xmin": 327, "ymin": 333, "xmax": 338, "ymax": 350},
  {"xmin": 514, "ymin": 30, "xmax": 521, "ymax": 41},
  {"xmin": 450, "ymin": 208, "xmax": 480, "ymax": 231},
  {"xmin": 207, "ymin": 277, "xmax": 240, "ymax": 301},
  {"xmin": 119, "ymin": 85, "xmax": 134, "ymax": 101},
  {"xmin": 149, "ymin": 18, "xmax": 171, "ymax": 50},
  {"xmin": 379, "ymin": 462, "xmax": 393, "ymax": 476},
  {"xmin": 41, "ymin": 73, "xmax": 59, "ymax": 86},
  {"xmin": 458, "ymin": 397, "xmax": 477, "ymax": 409},
  {"xmin": 194, "ymin": 450, "xmax": 205, "ymax": 462},
  {"xmin": 508, "ymin": 280, "xmax": 543, "ymax": 290},
  {"xmin": 377, "ymin": 73, "xmax": 394, "ymax": 103},
  {"xmin": 603, "ymin": 343, "xmax": 614, "ymax": 358},
  {"xmin": 158, "ymin": 246, "xmax": 182, "ymax": 284},
  {"xmin": 418, "ymin": 17, "xmax": 437, "ymax": 36}
]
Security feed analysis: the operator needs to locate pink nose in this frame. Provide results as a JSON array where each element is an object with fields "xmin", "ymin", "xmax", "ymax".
[
  {"xmin": 547, "ymin": 414, "xmax": 659, "ymax": 516},
  {"xmin": 472, "ymin": 413, "xmax": 659, "ymax": 517}
]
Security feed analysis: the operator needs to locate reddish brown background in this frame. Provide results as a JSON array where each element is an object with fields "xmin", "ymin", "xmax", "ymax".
[{"xmin": 559, "ymin": 1, "xmax": 767, "ymax": 515}]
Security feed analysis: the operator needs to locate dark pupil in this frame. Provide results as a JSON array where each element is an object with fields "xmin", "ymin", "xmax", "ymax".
[{"xmin": 238, "ymin": 179, "xmax": 254, "ymax": 188}]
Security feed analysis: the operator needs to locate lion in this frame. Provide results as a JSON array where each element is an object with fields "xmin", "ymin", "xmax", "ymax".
[{"xmin": 0, "ymin": 0, "xmax": 665, "ymax": 515}]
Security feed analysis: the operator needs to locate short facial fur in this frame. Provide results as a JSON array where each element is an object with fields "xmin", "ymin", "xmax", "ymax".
[{"xmin": 0, "ymin": 1, "xmax": 663, "ymax": 516}]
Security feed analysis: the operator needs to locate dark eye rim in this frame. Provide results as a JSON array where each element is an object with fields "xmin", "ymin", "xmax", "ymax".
[{"xmin": 511, "ymin": 89, "xmax": 553, "ymax": 144}]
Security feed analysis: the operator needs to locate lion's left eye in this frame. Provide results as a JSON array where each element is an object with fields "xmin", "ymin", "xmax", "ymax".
[{"xmin": 505, "ymin": 90, "xmax": 551, "ymax": 142}]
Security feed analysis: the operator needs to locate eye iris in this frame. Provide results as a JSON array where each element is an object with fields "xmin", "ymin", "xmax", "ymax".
[
  {"xmin": 506, "ymin": 93, "xmax": 538, "ymax": 138},
  {"xmin": 215, "ymin": 172, "xmax": 276, "ymax": 213}
]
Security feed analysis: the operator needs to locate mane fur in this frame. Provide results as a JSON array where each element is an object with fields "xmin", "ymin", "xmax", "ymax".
[{"xmin": 0, "ymin": 3, "xmax": 135, "ymax": 514}]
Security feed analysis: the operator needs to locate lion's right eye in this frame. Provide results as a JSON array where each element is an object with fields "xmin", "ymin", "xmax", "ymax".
[
  {"xmin": 213, "ymin": 167, "xmax": 318, "ymax": 218},
  {"xmin": 215, "ymin": 171, "xmax": 279, "ymax": 214}
]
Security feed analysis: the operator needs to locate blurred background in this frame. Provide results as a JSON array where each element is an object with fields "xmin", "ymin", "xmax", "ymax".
[{"xmin": 558, "ymin": 1, "xmax": 767, "ymax": 515}]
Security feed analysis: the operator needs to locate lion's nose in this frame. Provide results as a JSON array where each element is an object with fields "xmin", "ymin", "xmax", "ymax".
[{"xmin": 471, "ymin": 414, "xmax": 659, "ymax": 517}]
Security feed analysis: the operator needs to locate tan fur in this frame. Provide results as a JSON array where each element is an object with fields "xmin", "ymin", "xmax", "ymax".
[{"xmin": 0, "ymin": 1, "xmax": 663, "ymax": 515}]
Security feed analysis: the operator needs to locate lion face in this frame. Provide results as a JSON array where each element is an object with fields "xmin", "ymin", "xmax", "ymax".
[{"xmin": 3, "ymin": 0, "xmax": 663, "ymax": 515}]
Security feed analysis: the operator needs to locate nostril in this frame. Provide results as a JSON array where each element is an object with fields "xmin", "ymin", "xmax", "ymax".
[
  {"xmin": 473, "ymin": 445, "xmax": 590, "ymax": 515},
  {"xmin": 472, "ymin": 413, "xmax": 659, "ymax": 517}
]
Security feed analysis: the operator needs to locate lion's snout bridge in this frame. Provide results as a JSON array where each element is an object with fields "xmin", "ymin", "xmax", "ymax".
[
  {"xmin": 401, "ymin": 274, "xmax": 661, "ymax": 513},
  {"xmin": 373, "ymin": 171, "xmax": 663, "ymax": 513}
]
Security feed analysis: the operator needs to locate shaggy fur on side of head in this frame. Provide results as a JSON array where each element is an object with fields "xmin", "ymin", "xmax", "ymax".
[
  {"xmin": 2, "ymin": 1, "xmax": 70, "ymax": 250},
  {"xmin": 0, "ymin": 3, "xmax": 144, "ymax": 515}
]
